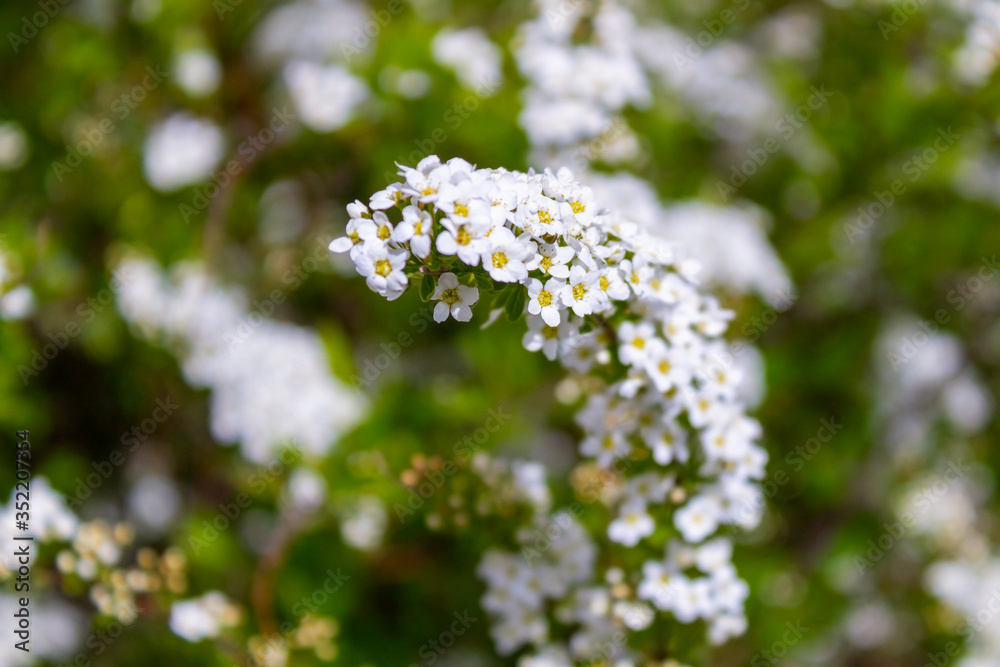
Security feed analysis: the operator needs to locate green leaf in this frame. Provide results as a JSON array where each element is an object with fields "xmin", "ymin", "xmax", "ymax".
[
  {"xmin": 491, "ymin": 284, "xmax": 514, "ymax": 309},
  {"xmin": 476, "ymin": 273, "xmax": 495, "ymax": 293},
  {"xmin": 419, "ymin": 273, "xmax": 435, "ymax": 302},
  {"xmin": 505, "ymin": 285, "xmax": 526, "ymax": 321}
]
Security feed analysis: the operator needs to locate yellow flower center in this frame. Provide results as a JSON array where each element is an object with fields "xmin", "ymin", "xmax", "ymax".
[
  {"xmin": 422, "ymin": 186, "xmax": 435, "ymax": 196},
  {"xmin": 572, "ymin": 283, "xmax": 587, "ymax": 301},
  {"xmin": 630, "ymin": 272, "xmax": 640, "ymax": 284},
  {"xmin": 540, "ymin": 256, "xmax": 553, "ymax": 272},
  {"xmin": 456, "ymin": 227, "xmax": 471, "ymax": 246},
  {"xmin": 375, "ymin": 259, "xmax": 392, "ymax": 277},
  {"xmin": 537, "ymin": 290, "xmax": 553, "ymax": 307},
  {"xmin": 538, "ymin": 209, "xmax": 553, "ymax": 226},
  {"xmin": 492, "ymin": 252, "xmax": 508, "ymax": 269},
  {"xmin": 454, "ymin": 203, "xmax": 469, "ymax": 217},
  {"xmin": 440, "ymin": 288, "xmax": 459, "ymax": 305},
  {"xmin": 348, "ymin": 231, "xmax": 361, "ymax": 245},
  {"xmin": 377, "ymin": 225, "xmax": 391, "ymax": 241},
  {"xmin": 543, "ymin": 325, "xmax": 559, "ymax": 339},
  {"xmin": 414, "ymin": 221, "xmax": 423, "ymax": 235},
  {"xmin": 599, "ymin": 276, "xmax": 609, "ymax": 291},
  {"xmin": 571, "ymin": 201, "xmax": 586, "ymax": 214},
  {"xmin": 633, "ymin": 337, "xmax": 645, "ymax": 349},
  {"xmin": 601, "ymin": 436, "xmax": 616, "ymax": 450},
  {"xmin": 658, "ymin": 360, "xmax": 671, "ymax": 374}
]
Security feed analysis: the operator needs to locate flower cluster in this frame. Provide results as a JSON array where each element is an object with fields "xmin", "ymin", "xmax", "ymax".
[{"xmin": 330, "ymin": 155, "xmax": 768, "ymax": 662}]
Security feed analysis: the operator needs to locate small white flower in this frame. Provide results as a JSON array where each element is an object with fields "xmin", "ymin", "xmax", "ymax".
[
  {"xmin": 644, "ymin": 342, "xmax": 691, "ymax": 393},
  {"xmin": 355, "ymin": 243, "xmax": 408, "ymax": 299},
  {"xmin": 522, "ymin": 313, "xmax": 567, "ymax": 360},
  {"xmin": 369, "ymin": 183, "xmax": 403, "ymax": 210},
  {"xmin": 559, "ymin": 265, "xmax": 600, "ymax": 317},
  {"xmin": 482, "ymin": 227, "xmax": 531, "ymax": 283},
  {"xmin": 608, "ymin": 502, "xmax": 655, "ymax": 547},
  {"xmin": 525, "ymin": 242, "xmax": 575, "ymax": 279},
  {"xmin": 527, "ymin": 277, "xmax": 564, "ymax": 326},
  {"xmin": 432, "ymin": 272, "xmax": 479, "ymax": 322},
  {"xmin": 617, "ymin": 320, "xmax": 657, "ymax": 366},
  {"xmin": 357, "ymin": 210, "xmax": 395, "ymax": 246},
  {"xmin": 392, "ymin": 205, "xmax": 433, "ymax": 258},
  {"xmin": 580, "ymin": 430, "xmax": 631, "ymax": 468},
  {"xmin": 675, "ymin": 494, "xmax": 723, "ymax": 543},
  {"xmin": 626, "ymin": 472, "xmax": 673, "ymax": 505},
  {"xmin": 436, "ymin": 218, "xmax": 491, "ymax": 266},
  {"xmin": 638, "ymin": 560, "xmax": 682, "ymax": 610}
]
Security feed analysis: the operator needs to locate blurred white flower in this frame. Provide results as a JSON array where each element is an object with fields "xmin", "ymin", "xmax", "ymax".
[
  {"xmin": 0, "ymin": 121, "xmax": 28, "ymax": 171},
  {"xmin": 143, "ymin": 114, "xmax": 225, "ymax": 192},
  {"xmin": 169, "ymin": 591, "xmax": 241, "ymax": 642},
  {"xmin": 284, "ymin": 61, "xmax": 368, "ymax": 133},
  {"xmin": 173, "ymin": 48, "xmax": 222, "ymax": 97},
  {"xmin": 340, "ymin": 495, "xmax": 387, "ymax": 551}
]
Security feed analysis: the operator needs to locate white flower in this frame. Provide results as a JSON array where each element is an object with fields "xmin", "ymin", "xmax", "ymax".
[
  {"xmin": 526, "ymin": 242, "xmax": 575, "ymax": 279},
  {"xmin": 675, "ymin": 494, "xmax": 723, "ymax": 543},
  {"xmin": 284, "ymin": 60, "xmax": 367, "ymax": 132},
  {"xmin": 355, "ymin": 243, "xmax": 408, "ymax": 299},
  {"xmin": 608, "ymin": 503, "xmax": 655, "ymax": 547},
  {"xmin": 482, "ymin": 227, "xmax": 531, "ymax": 283},
  {"xmin": 392, "ymin": 205, "xmax": 433, "ymax": 258},
  {"xmin": 173, "ymin": 48, "xmax": 221, "ymax": 98},
  {"xmin": 580, "ymin": 430, "xmax": 631, "ymax": 468},
  {"xmin": 432, "ymin": 272, "xmax": 479, "ymax": 322},
  {"xmin": 522, "ymin": 313, "xmax": 566, "ymax": 360},
  {"xmin": 559, "ymin": 265, "xmax": 600, "ymax": 317},
  {"xmin": 644, "ymin": 342, "xmax": 691, "ymax": 392},
  {"xmin": 527, "ymin": 277, "xmax": 564, "ymax": 326},
  {"xmin": 626, "ymin": 472, "xmax": 673, "ymax": 505},
  {"xmin": 356, "ymin": 210, "xmax": 395, "ymax": 246},
  {"xmin": 595, "ymin": 266, "xmax": 630, "ymax": 302},
  {"xmin": 436, "ymin": 218, "xmax": 491, "ymax": 266},
  {"xmin": 617, "ymin": 320, "xmax": 656, "ymax": 366},
  {"xmin": 169, "ymin": 591, "xmax": 240, "ymax": 643},
  {"xmin": 638, "ymin": 560, "xmax": 682, "ymax": 610},
  {"xmin": 143, "ymin": 113, "xmax": 224, "ymax": 192}
]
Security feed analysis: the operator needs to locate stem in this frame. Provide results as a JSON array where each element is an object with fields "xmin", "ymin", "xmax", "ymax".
[{"xmin": 251, "ymin": 510, "xmax": 303, "ymax": 636}]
